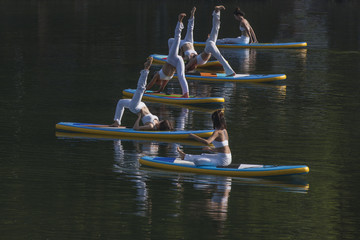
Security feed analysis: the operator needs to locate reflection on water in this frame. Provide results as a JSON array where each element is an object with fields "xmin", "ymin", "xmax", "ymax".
[
  {"xmin": 110, "ymin": 136, "xmax": 309, "ymax": 221},
  {"xmin": 2, "ymin": 0, "xmax": 360, "ymax": 238},
  {"xmin": 191, "ymin": 175, "xmax": 232, "ymax": 223},
  {"xmin": 57, "ymin": 131, "xmax": 309, "ymax": 223}
]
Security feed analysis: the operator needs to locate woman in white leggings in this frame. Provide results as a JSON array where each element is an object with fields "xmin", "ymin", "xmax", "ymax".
[
  {"xmin": 217, "ymin": 8, "xmax": 258, "ymax": 44},
  {"xmin": 168, "ymin": 7, "xmax": 198, "ymax": 62},
  {"xmin": 110, "ymin": 57, "xmax": 173, "ymax": 131},
  {"xmin": 146, "ymin": 13, "xmax": 190, "ymax": 98},
  {"xmin": 185, "ymin": 6, "xmax": 235, "ymax": 77},
  {"xmin": 177, "ymin": 110, "xmax": 232, "ymax": 167}
]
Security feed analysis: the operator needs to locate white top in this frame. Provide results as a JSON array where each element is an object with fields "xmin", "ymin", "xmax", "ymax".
[{"xmin": 142, "ymin": 114, "xmax": 159, "ymax": 125}]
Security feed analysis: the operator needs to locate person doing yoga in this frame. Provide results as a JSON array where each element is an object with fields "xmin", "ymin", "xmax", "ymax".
[
  {"xmin": 185, "ymin": 5, "xmax": 235, "ymax": 77},
  {"xmin": 217, "ymin": 7, "xmax": 258, "ymax": 44},
  {"xmin": 146, "ymin": 13, "xmax": 190, "ymax": 98},
  {"xmin": 110, "ymin": 57, "xmax": 173, "ymax": 131},
  {"xmin": 177, "ymin": 110, "xmax": 232, "ymax": 167},
  {"xmin": 168, "ymin": 7, "xmax": 198, "ymax": 62}
]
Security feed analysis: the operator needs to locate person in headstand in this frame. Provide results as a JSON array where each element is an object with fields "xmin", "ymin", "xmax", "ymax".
[
  {"xmin": 185, "ymin": 6, "xmax": 236, "ymax": 77},
  {"xmin": 110, "ymin": 57, "xmax": 173, "ymax": 131},
  {"xmin": 177, "ymin": 110, "xmax": 232, "ymax": 167},
  {"xmin": 217, "ymin": 7, "xmax": 258, "ymax": 44},
  {"xmin": 146, "ymin": 13, "xmax": 190, "ymax": 98}
]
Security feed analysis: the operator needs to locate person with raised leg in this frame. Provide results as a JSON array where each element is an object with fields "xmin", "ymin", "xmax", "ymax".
[
  {"xmin": 185, "ymin": 6, "xmax": 236, "ymax": 77},
  {"xmin": 110, "ymin": 57, "xmax": 173, "ymax": 131},
  {"xmin": 146, "ymin": 13, "xmax": 190, "ymax": 98}
]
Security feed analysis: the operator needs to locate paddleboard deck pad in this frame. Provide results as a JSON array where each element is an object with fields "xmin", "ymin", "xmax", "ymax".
[
  {"xmin": 140, "ymin": 156, "xmax": 309, "ymax": 177},
  {"xmin": 194, "ymin": 41, "xmax": 307, "ymax": 49},
  {"xmin": 56, "ymin": 122, "xmax": 213, "ymax": 139}
]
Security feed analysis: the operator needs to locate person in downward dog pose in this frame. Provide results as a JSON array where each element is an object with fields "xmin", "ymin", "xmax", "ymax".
[
  {"xmin": 217, "ymin": 7, "xmax": 258, "ymax": 44},
  {"xmin": 146, "ymin": 13, "xmax": 190, "ymax": 98},
  {"xmin": 185, "ymin": 5, "xmax": 236, "ymax": 77},
  {"xmin": 177, "ymin": 110, "xmax": 232, "ymax": 167},
  {"xmin": 110, "ymin": 57, "xmax": 173, "ymax": 131}
]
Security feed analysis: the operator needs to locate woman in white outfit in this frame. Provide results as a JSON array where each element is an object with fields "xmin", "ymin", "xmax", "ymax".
[
  {"xmin": 177, "ymin": 110, "xmax": 232, "ymax": 167},
  {"xmin": 110, "ymin": 57, "xmax": 173, "ymax": 131},
  {"xmin": 185, "ymin": 6, "xmax": 236, "ymax": 77},
  {"xmin": 146, "ymin": 13, "xmax": 190, "ymax": 98},
  {"xmin": 179, "ymin": 7, "xmax": 198, "ymax": 61},
  {"xmin": 217, "ymin": 8, "xmax": 258, "ymax": 44},
  {"xmin": 168, "ymin": 7, "xmax": 198, "ymax": 62}
]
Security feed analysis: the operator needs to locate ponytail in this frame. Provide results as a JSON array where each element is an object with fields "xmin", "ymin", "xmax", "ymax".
[{"xmin": 212, "ymin": 110, "xmax": 227, "ymax": 130}]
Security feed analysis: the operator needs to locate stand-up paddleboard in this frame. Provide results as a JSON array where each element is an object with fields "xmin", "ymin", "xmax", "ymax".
[
  {"xmin": 194, "ymin": 41, "xmax": 307, "ymax": 49},
  {"xmin": 150, "ymin": 54, "xmax": 222, "ymax": 69},
  {"xmin": 140, "ymin": 156, "xmax": 310, "ymax": 177},
  {"xmin": 174, "ymin": 72, "xmax": 286, "ymax": 83},
  {"xmin": 122, "ymin": 89, "xmax": 224, "ymax": 106},
  {"xmin": 56, "ymin": 122, "xmax": 213, "ymax": 139}
]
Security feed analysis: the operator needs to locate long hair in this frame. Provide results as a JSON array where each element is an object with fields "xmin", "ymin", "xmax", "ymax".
[
  {"xmin": 233, "ymin": 7, "xmax": 245, "ymax": 17},
  {"xmin": 159, "ymin": 120, "xmax": 174, "ymax": 131},
  {"xmin": 211, "ymin": 110, "xmax": 227, "ymax": 130}
]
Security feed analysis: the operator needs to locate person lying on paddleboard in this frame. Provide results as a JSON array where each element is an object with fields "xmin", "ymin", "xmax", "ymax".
[
  {"xmin": 110, "ymin": 57, "xmax": 173, "ymax": 131},
  {"xmin": 146, "ymin": 13, "xmax": 190, "ymax": 98},
  {"xmin": 217, "ymin": 7, "xmax": 258, "ymax": 44},
  {"xmin": 168, "ymin": 7, "xmax": 198, "ymax": 62},
  {"xmin": 185, "ymin": 5, "xmax": 236, "ymax": 77},
  {"xmin": 177, "ymin": 109, "xmax": 232, "ymax": 166}
]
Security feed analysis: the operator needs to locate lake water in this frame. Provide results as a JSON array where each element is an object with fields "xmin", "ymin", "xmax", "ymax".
[{"xmin": 1, "ymin": 0, "xmax": 360, "ymax": 239}]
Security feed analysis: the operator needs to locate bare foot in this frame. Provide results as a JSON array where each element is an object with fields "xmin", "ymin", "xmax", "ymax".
[
  {"xmin": 226, "ymin": 72, "xmax": 236, "ymax": 77},
  {"xmin": 177, "ymin": 147, "xmax": 186, "ymax": 160},
  {"xmin": 181, "ymin": 92, "xmax": 189, "ymax": 98},
  {"xmin": 191, "ymin": 7, "xmax": 196, "ymax": 18},
  {"xmin": 178, "ymin": 13, "xmax": 186, "ymax": 22},
  {"xmin": 215, "ymin": 5, "xmax": 225, "ymax": 12},
  {"xmin": 144, "ymin": 57, "xmax": 153, "ymax": 70},
  {"xmin": 109, "ymin": 121, "xmax": 121, "ymax": 127}
]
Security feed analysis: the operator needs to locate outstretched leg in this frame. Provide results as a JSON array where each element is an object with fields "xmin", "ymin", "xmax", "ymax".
[
  {"xmin": 205, "ymin": 6, "xmax": 235, "ymax": 76},
  {"xmin": 167, "ymin": 13, "xmax": 190, "ymax": 97},
  {"xmin": 129, "ymin": 57, "xmax": 153, "ymax": 111},
  {"xmin": 111, "ymin": 57, "xmax": 153, "ymax": 127},
  {"xmin": 183, "ymin": 7, "xmax": 196, "ymax": 44},
  {"xmin": 208, "ymin": 5, "xmax": 225, "ymax": 42}
]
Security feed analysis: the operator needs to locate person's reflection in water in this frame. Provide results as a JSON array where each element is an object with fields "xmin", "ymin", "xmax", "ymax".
[
  {"xmin": 113, "ymin": 139, "xmax": 159, "ymax": 217},
  {"xmin": 193, "ymin": 175, "xmax": 232, "ymax": 223},
  {"xmin": 237, "ymin": 48, "xmax": 256, "ymax": 73},
  {"xmin": 175, "ymin": 107, "xmax": 189, "ymax": 131},
  {"xmin": 168, "ymin": 107, "xmax": 190, "ymax": 157}
]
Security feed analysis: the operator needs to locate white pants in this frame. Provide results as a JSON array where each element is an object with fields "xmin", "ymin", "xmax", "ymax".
[
  {"xmin": 204, "ymin": 11, "xmax": 235, "ymax": 76},
  {"xmin": 166, "ymin": 21, "xmax": 189, "ymax": 95},
  {"xmin": 113, "ymin": 70, "xmax": 148, "ymax": 125},
  {"xmin": 169, "ymin": 17, "xmax": 195, "ymax": 51},
  {"xmin": 184, "ymin": 153, "xmax": 232, "ymax": 167},
  {"xmin": 180, "ymin": 17, "xmax": 195, "ymax": 46}
]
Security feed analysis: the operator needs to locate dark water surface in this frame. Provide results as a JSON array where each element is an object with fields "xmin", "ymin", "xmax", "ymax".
[{"xmin": 1, "ymin": 0, "xmax": 360, "ymax": 239}]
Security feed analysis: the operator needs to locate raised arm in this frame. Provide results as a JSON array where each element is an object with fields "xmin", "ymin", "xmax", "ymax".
[
  {"xmin": 249, "ymin": 27, "xmax": 258, "ymax": 43},
  {"xmin": 133, "ymin": 113, "xmax": 142, "ymax": 130},
  {"xmin": 146, "ymin": 72, "xmax": 160, "ymax": 91}
]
